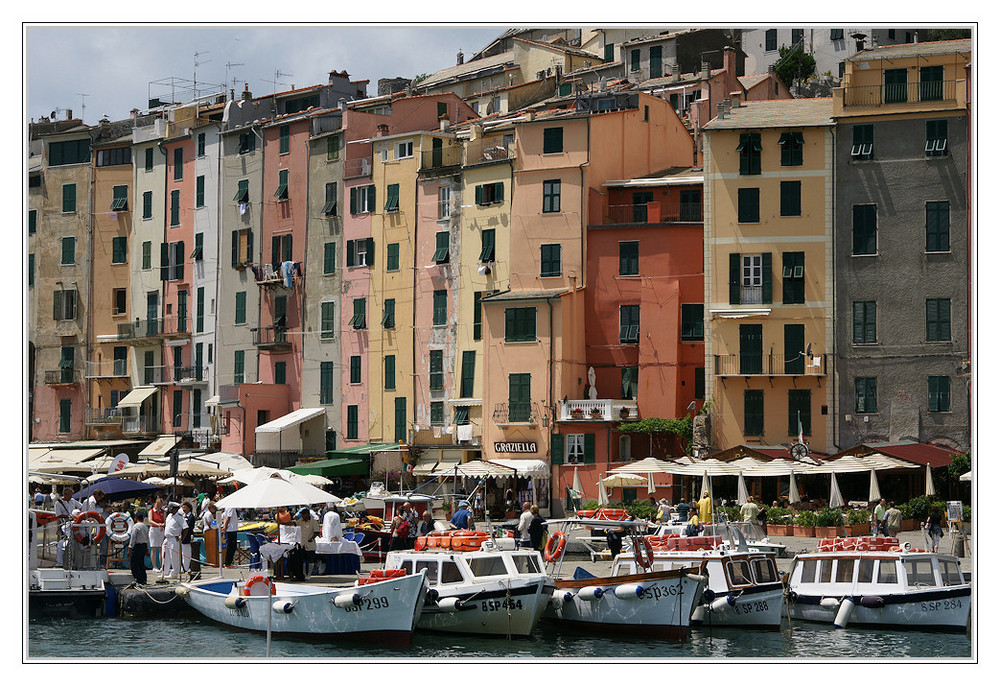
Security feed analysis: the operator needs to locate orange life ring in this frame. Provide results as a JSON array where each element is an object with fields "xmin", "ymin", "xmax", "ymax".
[
  {"xmin": 243, "ymin": 574, "xmax": 277, "ymax": 596},
  {"xmin": 72, "ymin": 511, "xmax": 105, "ymax": 545},
  {"xmin": 634, "ymin": 537, "xmax": 654, "ymax": 569},
  {"xmin": 594, "ymin": 508, "xmax": 629, "ymax": 521},
  {"xmin": 543, "ymin": 530, "xmax": 567, "ymax": 563}
]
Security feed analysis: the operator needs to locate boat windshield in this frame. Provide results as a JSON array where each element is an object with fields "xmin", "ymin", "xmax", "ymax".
[
  {"xmin": 468, "ymin": 555, "xmax": 508, "ymax": 578},
  {"xmin": 725, "ymin": 559, "xmax": 753, "ymax": 587},
  {"xmin": 903, "ymin": 558, "xmax": 937, "ymax": 588},
  {"xmin": 877, "ymin": 559, "xmax": 898, "ymax": 584},
  {"xmin": 440, "ymin": 559, "xmax": 464, "ymax": 584},
  {"xmin": 750, "ymin": 556, "xmax": 779, "ymax": 583},
  {"xmin": 835, "ymin": 559, "xmax": 856, "ymax": 583},
  {"xmin": 940, "ymin": 559, "xmax": 964, "ymax": 586},
  {"xmin": 509, "ymin": 554, "xmax": 541, "ymax": 575}
]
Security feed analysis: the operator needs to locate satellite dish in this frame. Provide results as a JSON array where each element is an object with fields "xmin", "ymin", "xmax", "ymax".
[{"xmin": 805, "ymin": 343, "xmax": 813, "ymax": 357}]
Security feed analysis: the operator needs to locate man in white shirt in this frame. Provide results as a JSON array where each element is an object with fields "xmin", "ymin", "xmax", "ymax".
[
  {"xmin": 321, "ymin": 504, "xmax": 343, "ymax": 542},
  {"xmin": 161, "ymin": 502, "xmax": 187, "ymax": 580},
  {"xmin": 221, "ymin": 505, "xmax": 239, "ymax": 567},
  {"xmin": 518, "ymin": 501, "xmax": 533, "ymax": 548},
  {"xmin": 54, "ymin": 488, "xmax": 83, "ymax": 567}
]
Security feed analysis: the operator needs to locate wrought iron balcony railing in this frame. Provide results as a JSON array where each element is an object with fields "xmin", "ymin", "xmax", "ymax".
[{"xmin": 714, "ymin": 353, "xmax": 828, "ymax": 376}]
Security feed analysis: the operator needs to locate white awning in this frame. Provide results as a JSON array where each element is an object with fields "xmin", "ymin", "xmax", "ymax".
[
  {"xmin": 412, "ymin": 455, "xmax": 440, "ymax": 476},
  {"xmin": 488, "ymin": 458, "xmax": 550, "ymax": 477},
  {"xmin": 430, "ymin": 453, "xmax": 463, "ymax": 476},
  {"xmin": 255, "ymin": 407, "xmax": 326, "ymax": 434},
  {"xmin": 30, "ymin": 448, "xmax": 107, "ymax": 472},
  {"xmin": 140, "ymin": 435, "xmax": 181, "ymax": 458},
  {"xmin": 254, "ymin": 408, "xmax": 327, "ymax": 454},
  {"xmin": 205, "ymin": 395, "xmax": 221, "ymax": 407},
  {"xmin": 709, "ymin": 309, "xmax": 772, "ymax": 319},
  {"xmin": 450, "ymin": 460, "xmax": 516, "ymax": 477},
  {"xmin": 117, "ymin": 386, "xmax": 158, "ymax": 408}
]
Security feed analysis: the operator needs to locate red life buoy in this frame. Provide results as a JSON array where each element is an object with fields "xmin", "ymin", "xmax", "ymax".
[
  {"xmin": 72, "ymin": 511, "xmax": 105, "ymax": 545},
  {"xmin": 633, "ymin": 537, "xmax": 654, "ymax": 569},
  {"xmin": 243, "ymin": 574, "xmax": 277, "ymax": 596},
  {"xmin": 543, "ymin": 530, "xmax": 567, "ymax": 563}
]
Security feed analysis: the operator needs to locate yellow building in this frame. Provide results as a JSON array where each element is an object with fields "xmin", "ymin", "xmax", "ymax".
[{"xmin": 703, "ymin": 98, "xmax": 835, "ymax": 455}]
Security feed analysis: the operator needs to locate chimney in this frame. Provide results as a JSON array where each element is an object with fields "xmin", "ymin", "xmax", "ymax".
[
  {"xmin": 723, "ymin": 46, "xmax": 736, "ymax": 75},
  {"xmin": 457, "ymin": 50, "xmax": 464, "ymax": 65},
  {"xmin": 672, "ymin": 63, "xmax": 681, "ymax": 82},
  {"xmin": 722, "ymin": 98, "xmax": 731, "ymax": 115},
  {"xmin": 376, "ymin": 123, "xmax": 389, "ymax": 137},
  {"xmin": 242, "ymin": 83, "xmax": 252, "ymax": 101},
  {"xmin": 700, "ymin": 61, "xmax": 711, "ymax": 80},
  {"xmin": 439, "ymin": 114, "xmax": 450, "ymax": 131},
  {"xmin": 66, "ymin": 109, "xmax": 73, "ymax": 120},
  {"xmin": 716, "ymin": 102, "xmax": 726, "ymax": 119},
  {"xmin": 729, "ymin": 91, "xmax": 742, "ymax": 108},
  {"xmin": 338, "ymin": 98, "xmax": 347, "ymax": 112}
]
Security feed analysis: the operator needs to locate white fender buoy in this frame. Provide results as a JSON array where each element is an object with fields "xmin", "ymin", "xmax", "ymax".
[
  {"xmin": 548, "ymin": 592, "xmax": 564, "ymax": 609},
  {"xmin": 224, "ymin": 596, "xmax": 246, "ymax": 609},
  {"xmin": 710, "ymin": 594, "xmax": 736, "ymax": 612},
  {"xmin": 686, "ymin": 573, "xmax": 708, "ymax": 584},
  {"xmin": 834, "ymin": 597, "xmax": 855, "ymax": 628},
  {"xmin": 333, "ymin": 593, "xmax": 360, "ymax": 608},
  {"xmin": 614, "ymin": 583, "xmax": 644, "ymax": 600},
  {"xmin": 174, "ymin": 586, "xmax": 190, "ymax": 597},
  {"xmin": 578, "ymin": 586, "xmax": 605, "ymax": 601},
  {"xmin": 820, "ymin": 597, "xmax": 841, "ymax": 611},
  {"xmin": 272, "ymin": 600, "xmax": 295, "ymax": 613},
  {"xmin": 437, "ymin": 597, "xmax": 463, "ymax": 612}
]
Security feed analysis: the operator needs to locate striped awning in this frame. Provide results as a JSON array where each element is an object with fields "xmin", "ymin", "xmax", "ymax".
[{"xmin": 116, "ymin": 386, "xmax": 158, "ymax": 408}]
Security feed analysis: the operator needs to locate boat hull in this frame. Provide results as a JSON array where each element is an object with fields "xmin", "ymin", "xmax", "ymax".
[
  {"xmin": 418, "ymin": 578, "xmax": 554, "ymax": 637},
  {"xmin": 788, "ymin": 587, "xmax": 971, "ymax": 631},
  {"xmin": 691, "ymin": 583, "xmax": 785, "ymax": 628},
  {"xmin": 179, "ymin": 571, "xmax": 426, "ymax": 644}
]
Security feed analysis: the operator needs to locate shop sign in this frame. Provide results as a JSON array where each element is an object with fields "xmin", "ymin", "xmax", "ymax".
[{"xmin": 493, "ymin": 441, "xmax": 537, "ymax": 454}]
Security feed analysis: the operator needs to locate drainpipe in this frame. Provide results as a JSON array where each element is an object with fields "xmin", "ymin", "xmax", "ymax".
[
  {"xmin": 548, "ymin": 297, "xmax": 555, "ymax": 513},
  {"xmin": 86, "ymin": 133, "xmax": 96, "ymax": 438},
  {"xmin": 213, "ymin": 125, "xmax": 223, "ymax": 406}
]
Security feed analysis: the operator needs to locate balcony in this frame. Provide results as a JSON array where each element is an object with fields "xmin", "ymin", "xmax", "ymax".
[
  {"xmin": 714, "ymin": 353, "xmax": 828, "ymax": 377},
  {"xmin": 602, "ymin": 201, "xmax": 702, "ymax": 225},
  {"xmin": 560, "ymin": 399, "xmax": 639, "ymax": 422},
  {"xmin": 117, "ymin": 316, "xmax": 190, "ymax": 342},
  {"xmin": 492, "ymin": 402, "xmax": 541, "ymax": 426},
  {"xmin": 85, "ymin": 360, "xmax": 128, "ymax": 379},
  {"xmin": 464, "ymin": 140, "xmax": 516, "ymax": 167},
  {"xmin": 252, "ymin": 325, "xmax": 291, "ymax": 350},
  {"xmin": 173, "ymin": 365, "xmax": 205, "ymax": 385},
  {"xmin": 44, "ymin": 369, "xmax": 81, "ymax": 386},
  {"xmin": 420, "ymin": 145, "xmax": 463, "ymax": 170},
  {"xmin": 85, "ymin": 407, "xmax": 127, "ymax": 426},
  {"xmin": 839, "ymin": 79, "xmax": 961, "ymax": 109},
  {"xmin": 122, "ymin": 414, "xmax": 158, "ymax": 435},
  {"xmin": 145, "ymin": 365, "xmax": 206, "ymax": 386},
  {"xmin": 343, "ymin": 157, "xmax": 372, "ymax": 179}
]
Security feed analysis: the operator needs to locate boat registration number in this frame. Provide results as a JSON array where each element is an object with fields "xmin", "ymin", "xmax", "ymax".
[
  {"xmin": 228, "ymin": 606, "xmax": 250, "ymax": 617},
  {"xmin": 640, "ymin": 583, "xmax": 683, "ymax": 600},
  {"xmin": 921, "ymin": 599, "xmax": 962, "ymax": 612},
  {"xmin": 344, "ymin": 596, "xmax": 390, "ymax": 612},
  {"xmin": 732, "ymin": 600, "xmax": 768, "ymax": 615},
  {"xmin": 481, "ymin": 598, "xmax": 523, "ymax": 612}
]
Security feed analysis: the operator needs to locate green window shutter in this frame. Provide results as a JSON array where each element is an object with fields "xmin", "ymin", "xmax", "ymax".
[
  {"xmin": 59, "ymin": 399, "xmax": 72, "ymax": 433},
  {"xmin": 630, "ymin": 48, "xmax": 640, "ymax": 71},
  {"xmin": 142, "ymin": 241, "xmax": 152, "ymax": 270},
  {"xmin": 433, "ymin": 290, "xmax": 447, "ymax": 326},
  {"xmin": 738, "ymin": 187, "xmax": 759, "ymax": 223},
  {"xmin": 280, "ymin": 125, "xmax": 289, "ymax": 154},
  {"xmin": 394, "ymin": 397, "xmax": 407, "ymax": 442},
  {"xmin": 729, "ymin": 253, "xmax": 741, "ymax": 304},
  {"xmin": 347, "ymin": 405, "xmax": 359, "ymax": 439},
  {"xmin": 29, "ymin": 209, "xmax": 36, "ymax": 234},
  {"xmin": 62, "ymin": 184, "xmax": 76, "ymax": 213},
  {"xmin": 231, "ymin": 231, "xmax": 240, "ymax": 267},
  {"xmin": 433, "ymin": 231, "xmax": 450, "ymax": 263},
  {"xmin": 234, "ymin": 350, "xmax": 245, "ymax": 383},
  {"xmin": 853, "ymin": 205, "xmax": 877, "ymax": 255},
  {"xmin": 173, "ymin": 147, "xmax": 183, "ymax": 179},
  {"xmin": 327, "ymin": 135, "xmax": 339, "ymax": 160},
  {"xmin": 174, "ymin": 241, "xmax": 184, "ymax": 281},
  {"xmin": 145, "ymin": 148, "xmax": 153, "ymax": 172},
  {"xmin": 321, "ymin": 301, "xmax": 336, "ymax": 338},
  {"xmin": 543, "ymin": 127, "xmax": 563, "ymax": 154},
  {"xmin": 323, "ymin": 182, "xmax": 338, "ymax": 215},
  {"xmin": 784, "ymin": 324, "xmax": 805, "ymax": 374},
  {"xmin": 788, "ymin": 389, "xmax": 811, "ymax": 436},
  {"xmin": 508, "ymin": 373, "xmax": 531, "ymax": 422},
  {"xmin": 460, "ymin": 351, "xmax": 475, "ymax": 398},
  {"xmin": 540, "ymin": 244, "xmax": 561, "ymax": 277},
  {"xmin": 495, "ymin": 182, "xmax": 504, "ymax": 203},
  {"xmin": 274, "ymin": 169, "xmax": 289, "ymax": 200},
  {"xmin": 744, "ymin": 389, "xmax": 764, "ymax": 436},
  {"xmin": 52, "ymin": 290, "xmax": 63, "ymax": 320},
  {"xmin": 857, "ymin": 378, "xmax": 878, "ymax": 414},
  {"xmin": 160, "ymin": 242, "xmax": 170, "ymax": 280},
  {"xmin": 349, "ymin": 187, "xmax": 358, "ymax": 214},
  {"xmin": 583, "ymin": 433, "xmax": 596, "ymax": 464},
  {"xmin": 235, "ymin": 291, "xmax": 246, "ymax": 325},
  {"xmin": 619, "ymin": 241, "xmax": 638, "ymax": 275},
  {"xmin": 782, "ymin": 252, "xmax": 805, "ymax": 304},
  {"xmin": 233, "ymin": 179, "xmax": 249, "ymax": 203},
  {"xmin": 681, "ymin": 304, "xmax": 704, "ymax": 341},
  {"xmin": 324, "ymin": 242, "xmax": 336, "ymax": 274},
  {"xmin": 170, "ymin": 190, "xmax": 180, "ymax": 225},
  {"xmin": 384, "ymin": 183, "xmax": 399, "ymax": 212},
  {"xmin": 760, "ymin": 252, "xmax": 772, "ymax": 304},
  {"xmin": 429, "ymin": 350, "xmax": 444, "ymax": 390},
  {"xmin": 274, "ymin": 361, "xmax": 286, "ymax": 385},
  {"xmin": 382, "ymin": 298, "xmax": 395, "ymax": 328},
  {"xmin": 649, "ymin": 46, "xmax": 662, "ymax": 78},
  {"xmin": 385, "ymin": 355, "xmax": 396, "ymax": 391},
  {"xmin": 780, "ymin": 181, "xmax": 801, "ymax": 216},
  {"xmin": 926, "ymin": 201, "xmax": 950, "ymax": 252},
  {"xmin": 479, "ymin": 229, "xmax": 495, "ymax": 262},
  {"xmin": 473, "ymin": 292, "xmax": 483, "ymax": 341},
  {"xmin": 196, "ymin": 175, "xmax": 205, "ymax": 207},
  {"xmin": 28, "ymin": 253, "xmax": 33, "ymax": 287},
  {"xmin": 386, "ymin": 243, "xmax": 399, "ymax": 271},
  {"xmin": 196, "ymin": 287, "xmax": 205, "ymax": 332},
  {"xmin": 346, "ymin": 240, "xmax": 356, "ymax": 268},
  {"xmin": 112, "ymin": 236, "xmax": 127, "ymax": 264},
  {"xmin": 551, "ymin": 434, "xmax": 564, "ymax": 465},
  {"xmin": 366, "ymin": 238, "xmax": 375, "ymax": 268},
  {"xmin": 350, "ymin": 355, "xmax": 361, "ymax": 384},
  {"xmin": 475, "ymin": 185, "xmax": 483, "ymax": 206},
  {"xmin": 367, "ymin": 185, "xmax": 376, "ymax": 212}
]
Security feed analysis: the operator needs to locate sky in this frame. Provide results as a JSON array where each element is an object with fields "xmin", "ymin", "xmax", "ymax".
[{"xmin": 25, "ymin": 25, "xmax": 505, "ymax": 124}]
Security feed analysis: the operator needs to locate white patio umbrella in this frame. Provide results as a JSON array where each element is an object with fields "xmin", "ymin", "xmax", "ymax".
[
  {"xmin": 597, "ymin": 478, "xmax": 610, "ymax": 506},
  {"xmin": 647, "ymin": 472, "xmax": 656, "ymax": 495},
  {"xmin": 142, "ymin": 477, "xmax": 165, "ymax": 486},
  {"xmin": 572, "ymin": 467, "xmax": 584, "ymax": 496},
  {"xmin": 159, "ymin": 476, "xmax": 195, "ymax": 488},
  {"xmin": 959, "ymin": 471, "xmax": 971, "ymax": 482},
  {"xmin": 214, "ymin": 472, "xmax": 339, "ymax": 510},
  {"xmin": 295, "ymin": 473, "xmax": 333, "ymax": 487},
  {"xmin": 699, "ymin": 470, "xmax": 712, "ymax": 500},
  {"xmin": 601, "ymin": 473, "xmax": 647, "ymax": 488},
  {"xmin": 829, "ymin": 472, "xmax": 845, "ymax": 509},
  {"xmin": 925, "ymin": 463, "xmax": 936, "ymax": 497},
  {"xmin": 788, "ymin": 471, "xmax": 801, "ymax": 504},
  {"xmin": 868, "ymin": 467, "xmax": 881, "ymax": 503},
  {"xmin": 736, "ymin": 472, "xmax": 749, "ymax": 505}
]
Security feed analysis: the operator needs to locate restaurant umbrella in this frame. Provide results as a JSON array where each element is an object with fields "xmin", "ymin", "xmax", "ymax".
[
  {"xmin": 736, "ymin": 471, "xmax": 749, "ymax": 505},
  {"xmin": 600, "ymin": 473, "xmax": 647, "ymax": 488},
  {"xmin": 829, "ymin": 472, "xmax": 845, "ymax": 509},
  {"xmin": 74, "ymin": 475, "xmax": 160, "ymax": 501},
  {"xmin": 214, "ymin": 472, "xmax": 339, "ymax": 510},
  {"xmin": 572, "ymin": 467, "xmax": 584, "ymax": 496},
  {"xmin": 788, "ymin": 471, "xmax": 801, "ymax": 505},
  {"xmin": 868, "ymin": 467, "xmax": 881, "ymax": 503},
  {"xmin": 925, "ymin": 463, "xmax": 936, "ymax": 497},
  {"xmin": 959, "ymin": 471, "xmax": 971, "ymax": 482},
  {"xmin": 597, "ymin": 477, "xmax": 610, "ymax": 507},
  {"xmin": 700, "ymin": 470, "xmax": 712, "ymax": 500},
  {"xmin": 646, "ymin": 472, "xmax": 656, "ymax": 495}
]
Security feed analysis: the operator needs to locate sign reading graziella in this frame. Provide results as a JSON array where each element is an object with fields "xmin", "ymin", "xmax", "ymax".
[{"xmin": 494, "ymin": 441, "xmax": 537, "ymax": 454}]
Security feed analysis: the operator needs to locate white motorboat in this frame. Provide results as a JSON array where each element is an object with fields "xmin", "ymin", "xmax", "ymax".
[
  {"xmin": 786, "ymin": 539, "xmax": 970, "ymax": 631},
  {"xmin": 384, "ymin": 532, "xmax": 554, "ymax": 637},
  {"xmin": 542, "ymin": 519, "xmax": 707, "ymax": 641},
  {"xmin": 647, "ymin": 521, "xmax": 787, "ymax": 558},
  {"xmin": 176, "ymin": 569, "xmax": 427, "ymax": 646}
]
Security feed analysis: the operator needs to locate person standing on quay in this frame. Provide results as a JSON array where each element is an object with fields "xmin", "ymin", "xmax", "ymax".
[
  {"xmin": 527, "ymin": 505, "xmax": 546, "ymax": 551},
  {"xmin": 321, "ymin": 503, "xmax": 343, "ymax": 542},
  {"xmin": 885, "ymin": 501, "xmax": 902, "ymax": 538},
  {"xmin": 148, "ymin": 498, "xmax": 166, "ymax": 571},
  {"xmin": 698, "ymin": 490, "xmax": 713, "ymax": 523},
  {"xmin": 129, "ymin": 509, "xmax": 149, "ymax": 586},
  {"xmin": 221, "ymin": 504, "xmax": 239, "ymax": 567},
  {"xmin": 518, "ymin": 502, "xmax": 533, "ymax": 547},
  {"xmin": 926, "ymin": 505, "xmax": 944, "ymax": 553},
  {"xmin": 161, "ymin": 502, "xmax": 185, "ymax": 580},
  {"xmin": 180, "ymin": 501, "xmax": 196, "ymax": 578},
  {"xmin": 450, "ymin": 500, "xmax": 474, "ymax": 530},
  {"xmin": 873, "ymin": 498, "xmax": 888, "ymax": 537}
]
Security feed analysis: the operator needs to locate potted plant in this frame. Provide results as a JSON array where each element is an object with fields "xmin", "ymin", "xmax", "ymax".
[
  {"xmin": 589, "ymin": 408, "xmax": 604, "ymax": 419},
  {"xmin": 847, "ymin": 508, "xmax": 872, "ymax": 535},
  {"xmin": 793, "ymin": 510, "xmax": 816, "ymax": 537},
  {"xmin": 620, "ymin": 407, "xmax": 631, "ymax": 420},
  {"xmin": 766, "ymin": 506, "xmax": 793, "ymax": 536},
  {"xmin": 570, "ymin": 407, "xmax": 585, "ymax": 419},
  {"xmin": 897, "ymin": 502, "xmax": 915, "ymax": 531},
  {"xmin": 814, "ymin": 508, "xmax": 843, "ymax": 538}
]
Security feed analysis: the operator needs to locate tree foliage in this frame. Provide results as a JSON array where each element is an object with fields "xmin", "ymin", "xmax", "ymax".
[
  {"xmin": 774, "ymin": 44, "xmax": 816, "ymax": 89},
  {"xmin": 924, "ymin": 29, "xmax": 971, "ymax": 41},
  {"xmin": 617, "ymin": 416, "xmax": 693, "ymax": 455},
  {"xmin": 948, "ymin": 452, "xmax": 971, "ymax": 480}
]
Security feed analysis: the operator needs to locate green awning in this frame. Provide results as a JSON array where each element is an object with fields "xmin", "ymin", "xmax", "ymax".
[
  {"xmin": 289, "ymin": 457, "xmax": 369, "ymax": 478},
  {"xmin": 327, "ymin": 442, "xmax": 400, "ymax": 458}
]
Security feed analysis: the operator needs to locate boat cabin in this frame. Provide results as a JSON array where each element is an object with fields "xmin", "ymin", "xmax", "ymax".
[
  {"xmin": 612, "ymin": 551, "xmax": 780, "ymax": 591},
  {"xmin": 386, "ymin": 549, "xmax": 546, "ymax": 588},
  {"xmin": 789, "ymin": 552, "xmax": 966, "ymax": 595}
]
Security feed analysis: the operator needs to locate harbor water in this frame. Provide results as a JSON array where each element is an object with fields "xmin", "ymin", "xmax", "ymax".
[{"xmin": 27, "ymin": 614, "xmax": 972, "ymax": 660}]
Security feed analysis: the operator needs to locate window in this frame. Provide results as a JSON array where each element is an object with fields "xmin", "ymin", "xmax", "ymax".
[
  {"xmin": 192, "ymin": 232, "xmax": 204, "ymax": 261},
  {"xmin": 177, "ymin": 290, "xmax": 188, "ymax": 333},
  {"xmin": 172, "ymin": 147, "xmax": 183, "ymax": 180},
  {"xmin": 385, "ymin": 355, "xmax": 396, "ymax": 391},
  {"xmin": 59, "ymin": 347, "xmax": 76, "ymax": 384},
  {"xmin": 274, "ymin": 361, "xmax": 286, "ymax": 385},
  {"xmin": 196, "ymin": 176, "xmax": 205, "ymax": 207},
  {"xmin": 679, "ymin": 189, "xmax": 702, "ymax": 221},
  {"xmin": 59, "ymin": 399, "xmax": 72, "ymax": 433},
  {"xmin": 382, "ymin": 298, "xmax": 395, "ymax": 328},
  {"xmin": 782, "ymin": 252, "xmax": 805, "ymax": 304},
  {"xmin": 619, "ymin": 241, "xmax": 639, "ymax": 276},
  {"xmin": 884, "ymin": 68, "xmax": 907, "ymax": 104},
  {"xmin": 479, "ymin": 229, "xmax": 496, "ymax": 262},
  {"xmin": 196, "ymin": 287, "xmax": 204, "ymax": 332},
  {"xmin": 853, "ymin": 301, "xmax": 877, "ymax": 344},
  {"xmin": 144, "ymin": 147, "xmax": 154, "ymax": 171},
  {"xmin": 851, "ymin": 124, "xmax": 874, "ymax": 160},
  {"xmin": 429, "ymin": 350, "xmax": 444, "ymax": 391},
  {"xmin": 919, "ymin": 65, "xmax": 944, "ymax": 101},
  {"xmin": 433, "ymin": 290, "xmax": 447, "ymax": 326},
  {"xmin": 112, "ymin": 236, "xmax": 127, "ymax": 264},
  {"xmin": 765, "ymin": 29, "xmax": 777, "ymax": 51},
  {"xmin": 319, "ymin": 362, "xmax": 334, "ymax": 404},
  {"xmin": 350, "ymin": 297, "xmax": 366, "ymax": 329},
  {"xmin": 439, "ymin": 186, "xmax": 451, "ymax": 219},
  {"xmin": 196, "ymin": 132, "xmax": 206, "ymax": 157},
  {"xmin": 49, "ymin": 139, "xmax": 90, "ymax": 166},
  {"xmin": 739, "ymin": 324, "xmax": 763, "ymax": 374},
  {"xmin": 274, "ymin": 169, "xmax": 289, "ymax": 201},
  {"xmin": 350, "ymin": 185, "xmax": 376, "ymax": 213},
  {"xmin": 62, "ymin": 184, "xmax": 76, "ymax": 213},
  {"xmin": 233, "ymin": 179, "xmax": 250, "ymax": 204},
  {"xmin": 854, "ymin": 377, "xmax": 877, "ymax": 414},
  {"xmin": 61, "ymin": 236, "xmax": 76, "ymax": 265},
  {"xmin": 350, "ymin": 355, "xmax": 362, "ymax": 384},
  {"xmin": 323, "ymin": 182, "xmax": 338, "ymax": 216},
  {"xmin": 649, "ymin": 45, "xmax": 662, "ymax": 78},
  {"xmin": 788, "ymin": 389, "xmax": 811, "ymax": 436},
  {"xmin": 386, "ymin": 243, "xmax": 399, "ymax": 271},
  {"xmin": 346, "ymin": 405, "xmax": 359, "ymax": 439},
  {"xmin": 474, "ymin": 182, "xmax": 504, "ymax": 206},
  {"xmin": 926, "ymin": 298, "xmax": 951, "ymax": 342},
  {"xmin": 629, "ymin": 48, "xmax": 640, "ymax": 71},
  {"xmin": 238, "ymin": 130, "xmax": 256, "ymax": 154},
  {"xmin": 473, "ymin": 292, "xmax": 484, "ymax": 341},
  {"xmin": 170, "ymin": 190, "xmax": 180, "ymax": 226},
  {"xmin": 926, "ymin": 201, "xmax": 950, "ymax": 252},
  {"xmin": 112, "ymin": 288, "xmax": 127, "ymax": 315},
  {"xmin": 542, "ymin": 179, "xmax": 561, "ymax": 213},
  {"xmin": 231, "ymin": 228, "xmax": 253, "ymax": 267},
  {"xmin": 852, "ymin": 204, "xmax": 877, "ymax": 255},
  {"xmin": 28, "ymin": 253, "xmax": 34, "ymax": 287},
  {"xmin": 779, "ymin": 131, "xmax": 804, "ymax": 166},
  {"xmin": 744, "ymin": 389, "xmax": 764, "ymax": 436},
  {"xmin": 543, "ymin": 127, "xmax": 563, "ymax": 154},
  {"xmin": 737, "ymin": 133, "xmax": 761, "ymax": 175},
  {"xmin": 460, "ymin": 351, "xmax": 476, "ymax": 398},
  {"xmin": 323, "ymin": 242, "xmax": 337, "ymax": 275},
  {"xmin": 279, "ymin": 124, "xmax": 290, "ymax": 154},
  {"xmin": 327, "ymin": 134, "xmax": 340, "ymax": 161},
  {"xmin": 729, "ymin": 252, "xmax": 772, "ymax": 305},
  {"xmin": 622, "ymin": 366, "xmax": 638, "ymax": 400},
  {"xmin": 142, "ymin": 241, "xmax": 152, "ymax": 270},
  {"xmin": 792, "ymin": 29, "xmax": 804, "ymax": 45},
  {"xmin": 396, "ymin": 141, "xmax": 413, "ymax": 159},
  {"xmin": 540, "ymin": 244, "xmax": 561, "ymax": 277},
  {"xmin": 138, "ymin": 191, "xmax": 152, "ymax": 221},
  {"xmin": 505, "ymin": 307, "xmax": 536, "ymax": 343},
  {"xmin": 235, "ymin": 291, "xmax": 247, "ymax": 325},
  {"xmin": 695, "ymin": 367, "xmax": 705, "ymax": 399},
  {"xmin": 925, "ymin": 120, "xmax": 948, "ymax": 157},
  {"xmin": 433, "ymin": 231, "xmax": 450, "ymax": 263},
  {"xmin": 780, "ymin": 181, "xmax": 801, "ymax": 217},
  {"xmin": 928, "ymin": 376, "xmax": 951, "ymax": 412},
  {"xmin": 566, "ymin": 434, "xmax": 587, "ymax": 464},
  {"xmin": 830, "ymin": 28, "xmax": 844, "ymax": 41},
  {"xmin": 604, "ymin": 43, "xmax": 614, "ymax": 62},
  {"xmin": 161, "ymin": 240, "xmax": 185, "ymax": 281},
  {"xmin": 384, "ymin": 183, "xmax": 400, "ymax": 212},
  {"xmin": 28, "ymin": 209, "xmax": 37, "ymax": 235},
  {"xmin": 347, "ymin": 238, "xmax": 374, "ymax": 267},
  {"xmin": 394, "ymin": 397, "xmax": 407, "ymax": 442},
  {"xmin": 508, "ymin": 373, "xmax": 532, "ymax": 422},
  {"xmin": 109, "ymin": 185, "xmax": 128, "ymax": 211},
  {"xmin": 681, "ymin": 304, "xmax": 703, "ymax": 341},
  {"xmin": 738, "ymin": 188, "xmax": 760, "ymax": 223},
  {"xmin": 233, "ymin": 350, "xmax": 245, "ymax": 384},
  {"xmin": 320, "ymin": 301, "xmax": 336, "ymax": 338},
  {"xmin": 430, "ymin": 401, "xmax": 444, "ymax": 426},
  {"xmin": 454, "ymin": 406, "xmax": 470, "ymax": 426},
  {"xmin": 619, "ymin": 304, "xmax": 640, "ymax": 344}
]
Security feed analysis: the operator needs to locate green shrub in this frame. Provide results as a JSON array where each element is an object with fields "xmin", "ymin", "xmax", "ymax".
[
  {"xmin": 897, "ymin": 502, "xmax": 912, "ymax": 520},
  {"xmin": 815, "ymin": 508, "xmax": 843, "ymax": 527},
  {"xmin": 794, "ymin": 510, "xmax": 817, "ymax": 527},
  {"xmin": 847, "ymin": 508, "xmax": 871, "ymax": 525},
  {"xmin": 963, "ymin": 506, "xmax": 972, "ymax": 523},
  {"xmin": 625, "ymin": 500, "xmax": 658, "ymax": 521},
  {"xmin": 907, "ymin": 496, "xmax": 932, "ymax": 523},
  {"xmin": 581, "ymin": 500, "xmax": 600, "ymax": 511},
  {"xmin": 766, "ymin": 506, "xmax": 790, "ymax": 524},
  {"xmin": 720, "ymin": 505, "xmax": 741, "ymax": 523}
]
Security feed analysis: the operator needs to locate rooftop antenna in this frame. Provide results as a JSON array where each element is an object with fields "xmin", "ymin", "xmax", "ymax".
[
  {"xmin": 194, "ymin": 50, "xmax": 212, "ymax": 97},
  {"xmin": 272, "ymin": 68, "xmax": 293, "ymax": 94},
  {"xmin": 226, "ymin": 61, "xmax": 245, "ymax": 98},
  {"xmin": 76, "ymin": 94, "xmax": 89, "ymax": 122}
]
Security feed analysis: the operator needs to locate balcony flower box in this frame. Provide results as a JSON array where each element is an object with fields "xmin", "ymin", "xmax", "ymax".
[
  {"xmin": 570, "ymin": 409, "xmax": 585, "ymax": 419},
  {"xmin": 589, "ymin": 409, "xmax": 604, "ymax": 419},
  {"xmin": 620, "ymin": 408, "xmax": 631, "ymax": 420}
]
